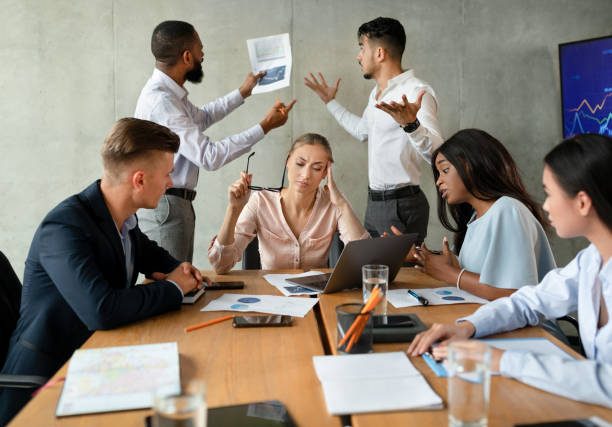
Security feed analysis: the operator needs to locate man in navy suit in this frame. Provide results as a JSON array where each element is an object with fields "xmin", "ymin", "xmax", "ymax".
[{"xmin": 0, "ymin": 118, "xmax": 208, "ymax": 424}]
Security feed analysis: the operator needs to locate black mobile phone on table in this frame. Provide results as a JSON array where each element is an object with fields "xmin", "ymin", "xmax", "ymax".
[
  {"xmin": 206, "ymin": 281, "xmax": 245, "ymax": 290},
  {"xmin": 232, "ymin": 315, "xmax": 293, "ymax": 328}
]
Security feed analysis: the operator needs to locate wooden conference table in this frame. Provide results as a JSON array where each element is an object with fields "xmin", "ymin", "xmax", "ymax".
[{"xmin": 9, "ymin": 269, "xmax": 612, "ymax": 427}]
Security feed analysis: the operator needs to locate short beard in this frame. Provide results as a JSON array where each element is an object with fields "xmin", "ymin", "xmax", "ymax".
[
  {"xmin": 185, "ymin": 62, "xmax": 204, "ymax": 83},
  {"xmin": 362, "ymin": 73, "xmax": 373, "ymax": 80}
]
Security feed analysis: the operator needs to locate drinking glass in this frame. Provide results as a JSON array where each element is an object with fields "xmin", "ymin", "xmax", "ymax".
[
  {"xmin": 447, "ymin": 341, "xmax": 491, "ymax": 427},
  {"xmin": 336, "ymin": 303, "xmax": 373, "ymax": 354},
  {"xmin": 362, "ymin": 264, "xmax": 389, "ymax": 315},
  {"xmin": 153, "ymin": 380, "xmax": 207, "ymax": 427}
]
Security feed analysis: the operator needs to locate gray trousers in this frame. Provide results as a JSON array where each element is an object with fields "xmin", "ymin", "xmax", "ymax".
[
  {"xmin": 364, "ymin": 189, "xmax": 429, "ymax": 242},
  {"xmin": 137, "ymin": 194, "xmax": 195, "ymax": 262}
]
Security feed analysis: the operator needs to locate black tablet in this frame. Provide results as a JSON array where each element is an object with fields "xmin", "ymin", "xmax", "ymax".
[{"xmin": 146, "ymin": 400, "xmax": 296, "ymax": 427}]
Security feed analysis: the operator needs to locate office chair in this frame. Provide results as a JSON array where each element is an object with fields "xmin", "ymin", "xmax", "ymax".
[
  {"xmin": 0, "ymin": 250, "xmax": 47, "ymax": 389},
  {"xmin": 241, "ymin": 232, "xmax": 345, "ymax": 270},
  {"xmin": 557, "ymin": 314, "xmax": 585, "ymax": 357}
]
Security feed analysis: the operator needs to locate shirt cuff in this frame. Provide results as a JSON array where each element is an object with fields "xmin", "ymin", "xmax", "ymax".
[
  {"xmin": 228, "ymin": 89, "xmax": 245, "ymax": 106},
  {"xmin": 455, "ymin": 315, "xmax": 486, "ymax": 338},
  {"xmin": 167, "ymin": 280, "xmax": 184, "ymax": 297},
  {"xmin": 326, "ymin": 99, "xmax": 342, "ymax": 114},
  {"xmin": 249, "ymin": 123, "xmax": 265, "ymax": 142}
]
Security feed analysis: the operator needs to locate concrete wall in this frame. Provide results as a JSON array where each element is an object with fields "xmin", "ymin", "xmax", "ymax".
[{"xmin": 1, "ymin": 0, "xmax": 611, "ymax": 278}]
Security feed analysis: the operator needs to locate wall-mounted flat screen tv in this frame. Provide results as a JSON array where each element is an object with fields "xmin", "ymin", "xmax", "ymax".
[{"xmin": 559, "ymin": 35, "xmax": 612, "ymax": 138}]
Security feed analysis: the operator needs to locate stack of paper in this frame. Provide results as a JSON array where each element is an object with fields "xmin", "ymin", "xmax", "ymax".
[
  {"xmin": 313, "ymin": 352, "xmax": 443, "ymax": 415},
  {"xmin": 388, "ymin": 287, "xmax": 488, "ymax": 308},
  {"xmin": 56, "ymin": 342, "xmax": 180, "ymax": 416}
]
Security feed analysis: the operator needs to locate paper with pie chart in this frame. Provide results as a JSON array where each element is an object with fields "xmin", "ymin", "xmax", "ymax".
[
  {"xmin": 387, "ymin": 287, "xmax": 488, "ymax": 308},
  {"xmin": 201, "ymin": 293, "xmax": 318, "ymax": 317}
]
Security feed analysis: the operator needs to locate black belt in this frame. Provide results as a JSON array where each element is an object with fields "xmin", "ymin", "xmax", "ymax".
[
  {"xmin": 368, "ymin": 185, "xmax": 420, "ymax": 201},
  {"xmin": 166, "ymin": 188, "xmax": 197, "ymax": 201}
]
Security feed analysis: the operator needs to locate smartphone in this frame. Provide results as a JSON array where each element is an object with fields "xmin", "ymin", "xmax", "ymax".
[
  {"xmin": 206, "ymin": 281, "xmax": 245, "ymax": 290},
  {"xmin": 232, "ymin": 315, "xmax": 293, "ymax": 328}
]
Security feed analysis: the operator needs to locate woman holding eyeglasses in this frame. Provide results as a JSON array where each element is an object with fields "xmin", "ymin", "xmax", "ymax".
[{"xmin": 208, "ymin": 133, "xmax": 369, "ymax": 273}]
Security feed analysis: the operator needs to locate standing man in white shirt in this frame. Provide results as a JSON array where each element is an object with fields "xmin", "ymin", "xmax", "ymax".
[
  {"xmin": 305, "ymin": 17, "xmax": 442, "ymax": 241},
  {"xmin": 135, "ymin": 20, "xmax": 295, "ymax": 261}
]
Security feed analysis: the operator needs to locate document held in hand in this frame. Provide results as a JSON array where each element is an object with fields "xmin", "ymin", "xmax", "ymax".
[
  {"xmin": 247, "ymin": 33, "xmax": 292, "ymax": 94},
  {"xmin": 312, "ymin": 352, "xmax": 443, "ymax": 415}
]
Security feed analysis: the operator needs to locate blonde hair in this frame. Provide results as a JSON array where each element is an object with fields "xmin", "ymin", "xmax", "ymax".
[{"xmin": 287, "ymin": 133, "xmax": 334, "ymax": 162}]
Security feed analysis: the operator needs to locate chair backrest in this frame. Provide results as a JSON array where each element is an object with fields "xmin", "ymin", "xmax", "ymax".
[
  {"xmin": 242, "ymin": 237, "xmax": 262, "ymax": 270},
  {"xmin": 241, "ymin": 232, "xmax": 345, "ymax": 270},
  {"xmin": 0, "ymin": 250, "xmax": 22, "ymax": 367}
]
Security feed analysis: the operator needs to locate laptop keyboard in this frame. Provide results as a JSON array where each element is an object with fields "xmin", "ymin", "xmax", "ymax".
[{"xmin": 288, "ymin": 273, "xmax": 332, "ymax": 291}]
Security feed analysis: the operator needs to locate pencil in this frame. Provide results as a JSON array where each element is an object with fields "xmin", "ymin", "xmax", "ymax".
[{"xmin": 185, "ymin": 315, "xmax": 234, "ymax": 333}]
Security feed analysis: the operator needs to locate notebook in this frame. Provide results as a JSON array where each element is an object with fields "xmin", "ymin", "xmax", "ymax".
[{"xmin": 313, "ymin": 352, "xmax": 442, "ymax": 415}]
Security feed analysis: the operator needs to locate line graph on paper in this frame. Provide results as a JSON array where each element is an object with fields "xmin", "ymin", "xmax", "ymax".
[{"xmin": 560, "ymin": 36, "xmax": 612, "ymax": 138}]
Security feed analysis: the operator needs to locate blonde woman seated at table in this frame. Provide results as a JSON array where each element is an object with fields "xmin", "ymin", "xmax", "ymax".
[
  {"xmin": 209, "ymin": 133, "xmax": 370, "ymax": 273},
  {"xmin": 402, "ymin": 129, "xmax": 556, "ymax": 301},
  {"xmin": 408, "ymin": 134, "xmax": 612, "ymax": 407}
]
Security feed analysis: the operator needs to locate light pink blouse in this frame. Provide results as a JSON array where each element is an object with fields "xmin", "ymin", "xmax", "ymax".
[{"xmin": 208, "ymin": 189, "xmax": 370, "ymax": 273}]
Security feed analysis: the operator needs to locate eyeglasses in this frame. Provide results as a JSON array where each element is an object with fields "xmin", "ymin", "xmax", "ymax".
[{"xmin": 245, "ymin": 152, "xmax": 286, "ymax": 192}]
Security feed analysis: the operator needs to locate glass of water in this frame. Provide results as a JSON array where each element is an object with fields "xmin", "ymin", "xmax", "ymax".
[
  {"xmin": 447, "ymin": 341, "xmax": 491, "ymax": 427},
  {"xmin": 153, "ymin": 380, "xmax": 207, "ymax": 427},
  {"xmin": 362, "ymin": 264, "xmax": 389, "ymax": 315}
]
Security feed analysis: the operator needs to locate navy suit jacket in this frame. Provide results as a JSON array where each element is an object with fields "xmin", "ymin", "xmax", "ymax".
[{"xmin": 2, "ymin": 181, "xmax": 183, "ymax": 380}]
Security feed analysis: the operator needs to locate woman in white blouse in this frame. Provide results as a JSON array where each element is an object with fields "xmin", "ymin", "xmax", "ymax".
[
  {"xmin": 408, "ymin": 134, "xmax": 612, "ymax": 407},
  {"xmin": 208, "ymin": 133, "xmax": 369, "ymax": 273}
]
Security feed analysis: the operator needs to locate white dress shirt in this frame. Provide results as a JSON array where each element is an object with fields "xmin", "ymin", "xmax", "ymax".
[
  {"xmin": 462, "ymin": 244, "xmax": 612, "ymax": 407},
  {"xmin": 326, "ymin": 69, "xmax": 443, "ymax": 189},
  {"xmin": 134, "ymin": 69, "xmax": 265, "ymax": 190}
]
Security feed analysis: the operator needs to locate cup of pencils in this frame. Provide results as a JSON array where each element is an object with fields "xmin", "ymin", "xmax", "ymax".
[{"xmin": 336, "ymin": 286, "xmax": 384, "ymax": 354}]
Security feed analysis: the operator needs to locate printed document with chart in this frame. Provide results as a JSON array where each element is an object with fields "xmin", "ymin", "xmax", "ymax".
[
  {"xmin": 56, "ymin": 342, "xmax": 180, "ymax": 416},
  {"xmin": 247, "ymin": 33, "xmax": 292, "ymax": 94}
]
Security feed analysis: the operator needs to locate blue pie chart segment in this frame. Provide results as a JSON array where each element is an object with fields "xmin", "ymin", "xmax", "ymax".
[
  {"xmin": 238, "ymin": 297, "xmax": 261, "ymax": 304},
  {"xmin": 435, "ymin": 290, "xmax": 453, "ymax": 296},
  {"xmin": 230, "ymin": 303, "xmax": 249, "ymax": 310},
  {"xmin": 442, "ymin": 296, "xmax": 465, "ymax": 301}
]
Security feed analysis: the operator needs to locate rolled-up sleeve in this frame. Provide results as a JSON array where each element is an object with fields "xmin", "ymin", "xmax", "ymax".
[
  {"xmin": 151, "ymin": 92, "xmax": 264, "ymax": 171},
  {"xmin": 500, "ymin": 351, "xmax": 612, "ymax": 407},
  {"xmin": 208, "ymin": 195, "xmax": 259, "ymax": 274},
  {"xmin": 326, "ymin": 100, "xmax": 369, "ymax": 142}
]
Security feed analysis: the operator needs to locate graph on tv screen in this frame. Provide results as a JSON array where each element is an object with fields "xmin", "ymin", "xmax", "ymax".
[{"xmin": 559, "ymin": 35, "xmax": 612, "ymax": 138}]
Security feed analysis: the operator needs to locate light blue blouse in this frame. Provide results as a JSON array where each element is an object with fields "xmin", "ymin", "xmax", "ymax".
[
  {"xmin": 458, "ymin": 196, "xmax": 556, "ymax": 289},
  {"xmin": 462, "ymin": 244, "xmax": 612, "ymax": 407}
]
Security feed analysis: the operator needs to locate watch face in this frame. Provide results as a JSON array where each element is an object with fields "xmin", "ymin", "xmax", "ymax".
[{"xmin": 403, "ymin": 119, "xmax": 420, "ymax": 133}]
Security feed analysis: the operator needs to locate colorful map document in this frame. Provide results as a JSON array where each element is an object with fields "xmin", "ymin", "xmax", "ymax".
[
  {"xmin": 56, "ymin": 342, "xmax": 180, "ymax": 416},
  {"xmin": 202, "ymin": 293, "xmax": 318, "ymax": 317},
  {"xmin": 247, "ymin": 33, "xmax": 292, "ymax": 94}
]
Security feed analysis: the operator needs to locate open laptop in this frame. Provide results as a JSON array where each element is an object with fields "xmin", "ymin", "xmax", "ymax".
[{"xmin": 286, "ymin": 233, "xmax": 418, "ymax": 293}]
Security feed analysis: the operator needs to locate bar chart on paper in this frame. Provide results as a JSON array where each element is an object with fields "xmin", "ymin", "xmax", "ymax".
[{"xmin": 560, "ymin": 36, "xmax": 612, "ymax": 138}]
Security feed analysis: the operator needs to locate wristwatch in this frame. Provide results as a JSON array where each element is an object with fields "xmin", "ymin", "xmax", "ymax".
[{"xmin": 402, "ymin": 118, "xmax": 420, "ymax": 133}]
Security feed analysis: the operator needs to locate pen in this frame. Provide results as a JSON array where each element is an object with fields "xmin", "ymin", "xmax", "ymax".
[
  {"xmin": 185, "ymin": 315, "xmax": 234, "ymax": 333},
  {"xmin": 407, "ymin": 289, "xmax": 429, "ymax": 306}
]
